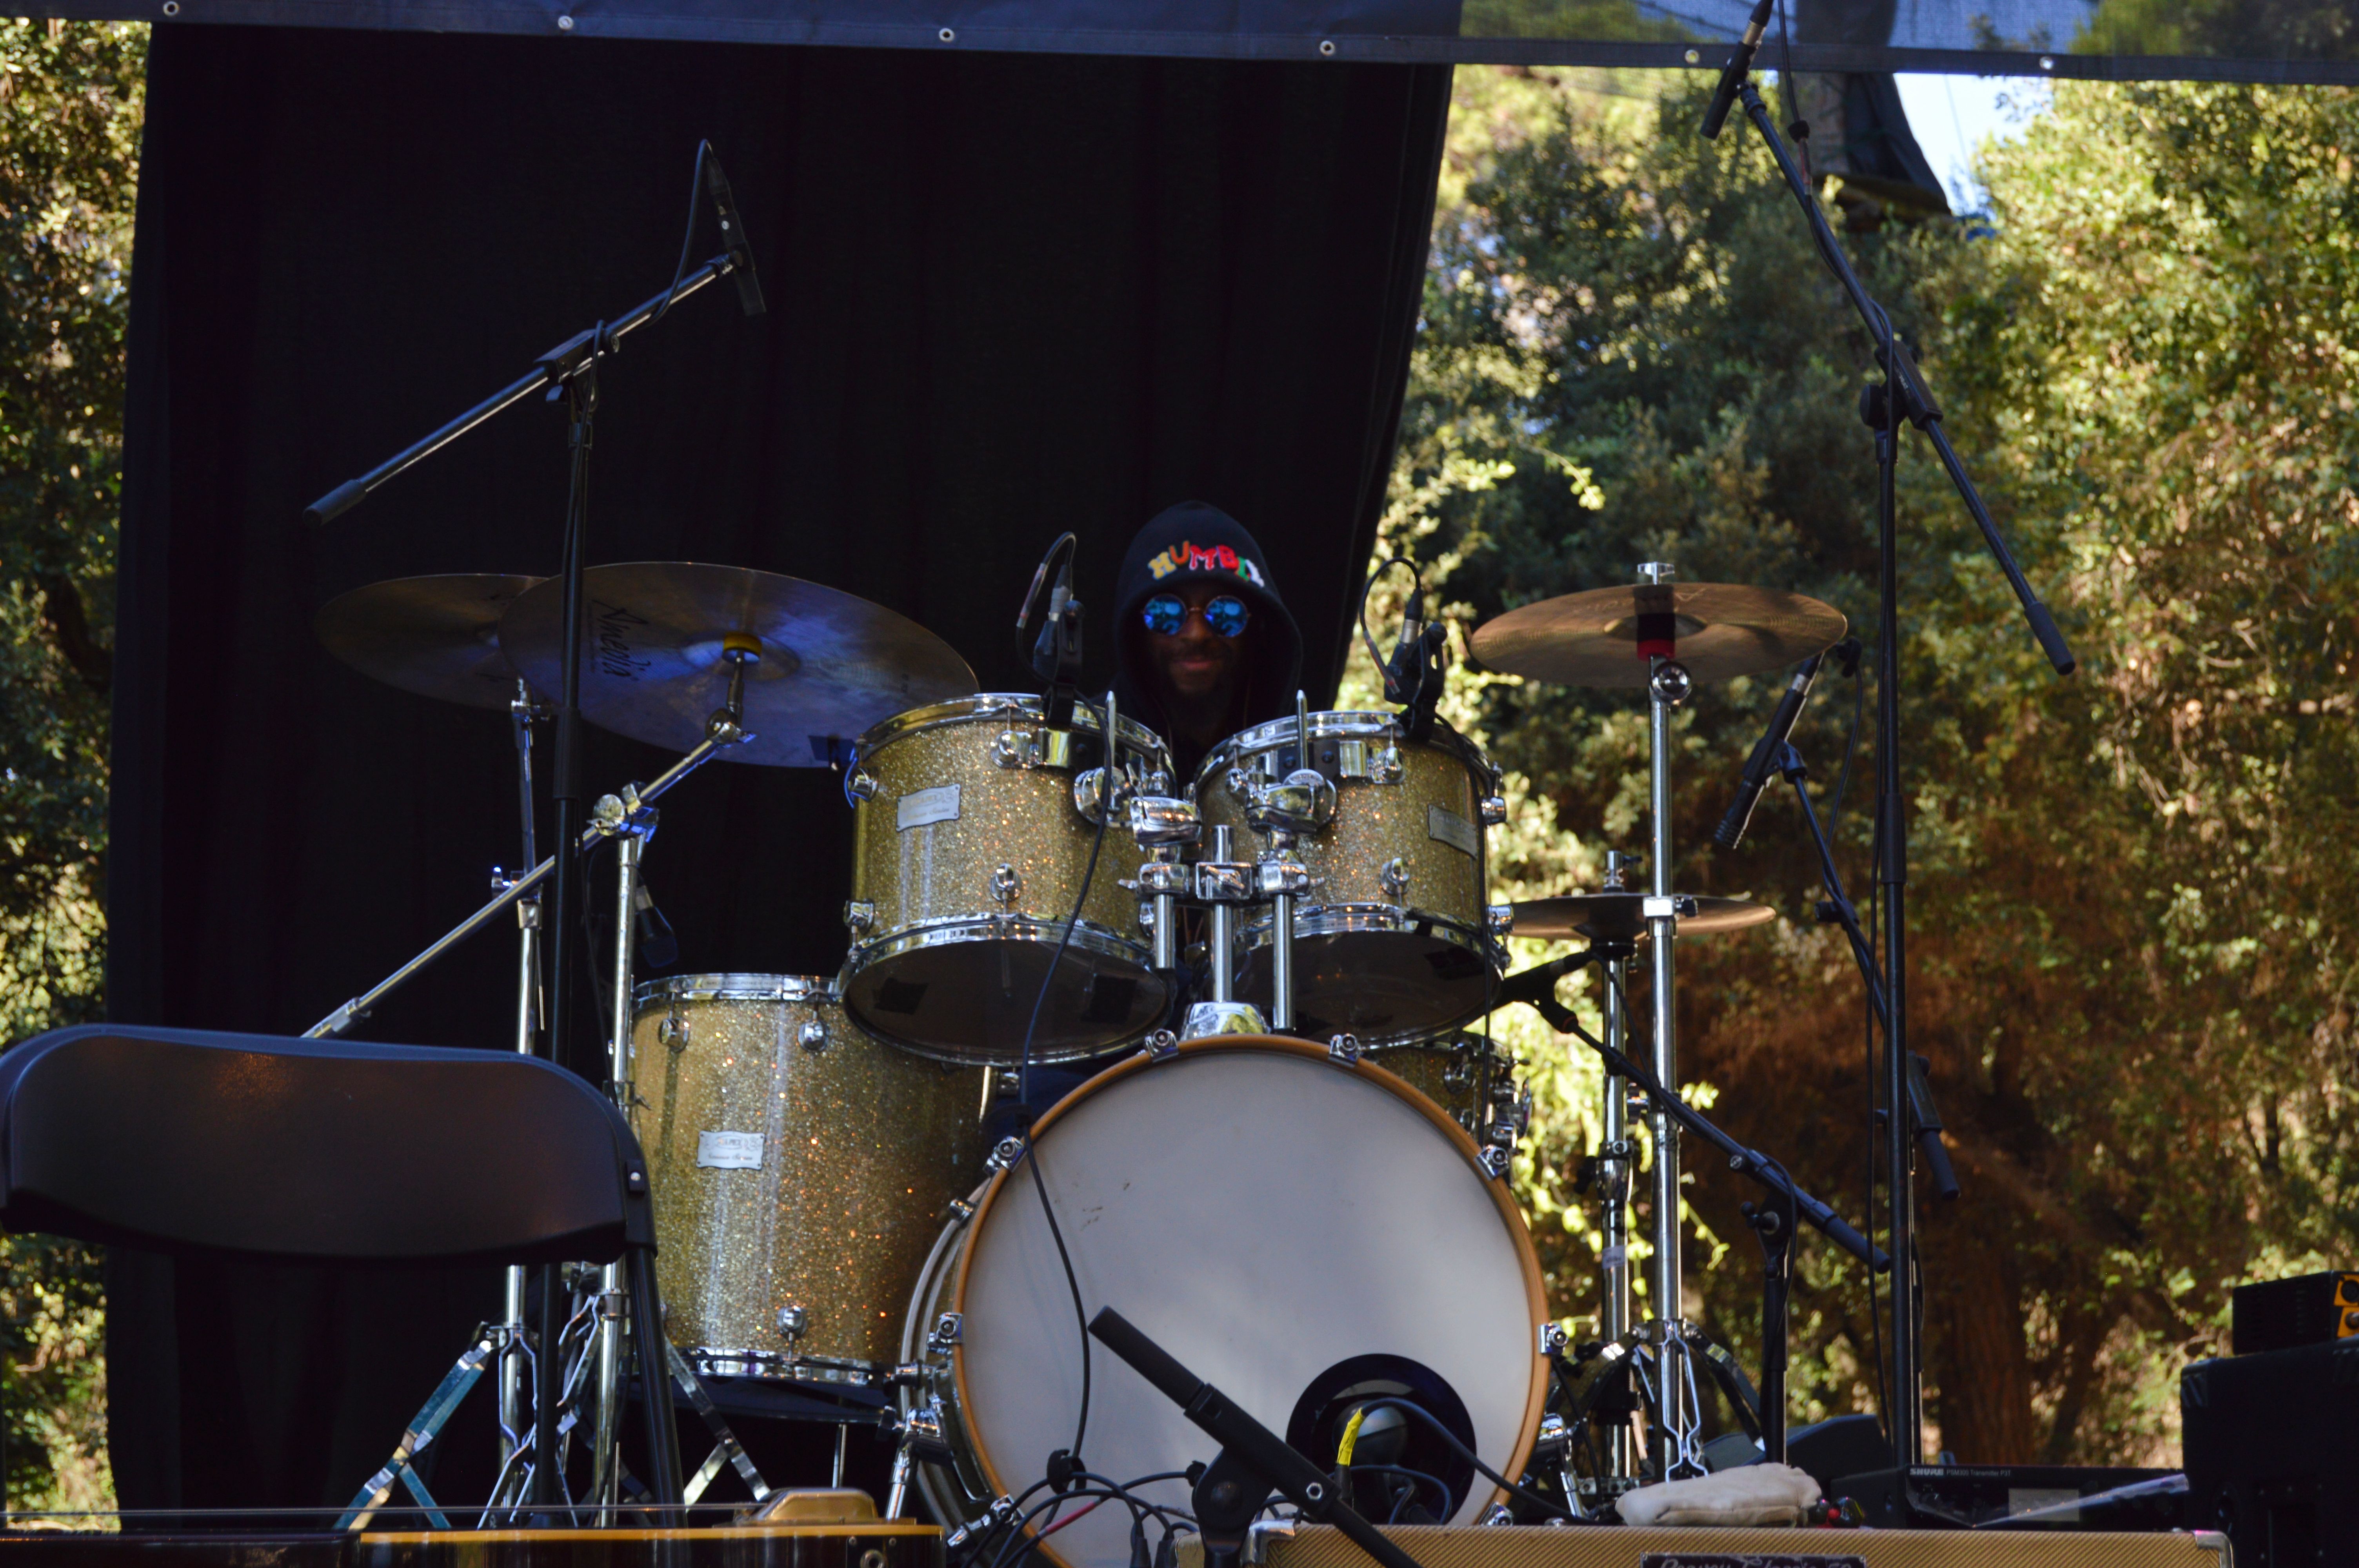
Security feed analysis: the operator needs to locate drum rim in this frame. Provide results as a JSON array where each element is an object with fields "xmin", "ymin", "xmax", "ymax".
[
  {"xmin": 838, "ymin": 916, "xmax": 1165, "ymax": 1062},
  {"xmin": 633, "ymin": 973, "xmax": 834, "ymax": 1005},
  {"xmin": 1193, "ymin": 709, "xmax": 1496, "ymax": 787},
  {"xmin": 856, "ymin": 690, "xmax": 1171, "ymax": 763},
  {"xmin": 945, "ymin": 1034, "xmax": 1549, "ymax": 1556}
]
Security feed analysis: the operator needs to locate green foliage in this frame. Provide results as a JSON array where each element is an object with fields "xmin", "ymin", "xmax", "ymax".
[
  {"xmin": 1389, "ymin": 68, "xmax": 2359, "ymax": 1463},
  {"xmin": 0, "ymin": 16, "xmax": 143, "ymax": 1512}
]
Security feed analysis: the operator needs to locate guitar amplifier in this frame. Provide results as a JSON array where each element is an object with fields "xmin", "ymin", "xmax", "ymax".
[
  {"xmin": 1180, "ymin": 1522, "xmax": 2229, "ymax": 1566},
  {"xmin": 2230, "ymin": 1271, "xmax": 2359, "ymax": 1355}
]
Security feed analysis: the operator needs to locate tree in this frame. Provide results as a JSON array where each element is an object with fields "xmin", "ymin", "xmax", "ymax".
[
  {"xmin": 1378, "ymin": 67, "xmax": 2359, "ymax": 1464},
  {"xmin": 0, "ymin": 16, "xmax": 144, "ymax": 1509}
]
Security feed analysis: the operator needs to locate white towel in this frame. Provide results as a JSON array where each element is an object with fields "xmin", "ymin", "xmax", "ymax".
[{"xmin": 1616, "ymin": 1463, "xmax": 1823, "ymax": 1527}]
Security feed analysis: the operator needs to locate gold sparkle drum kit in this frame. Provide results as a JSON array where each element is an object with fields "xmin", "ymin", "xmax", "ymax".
[{"xmin": 313, "ymin": 543, "xmax": 1868, "ymax": 1561}]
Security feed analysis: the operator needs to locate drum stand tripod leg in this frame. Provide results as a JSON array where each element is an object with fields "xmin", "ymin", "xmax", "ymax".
[{"xmin": 1594, "ymin": 900, "xmax": 1638, "ymax": 1483}]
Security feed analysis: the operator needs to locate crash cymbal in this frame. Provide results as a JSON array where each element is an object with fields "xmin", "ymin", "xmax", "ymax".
[
  {"xmin": 1472, "ymin": 582, "xmax": 1846, "ymax": 686},
  {"xmin": 315, "ymin": 573, "xmax": 546, "ymax": 710},
  {"xmin": 1509, "ymin": 892, "xmax": 1777, "ymax": 942},
  {"xmin": 499, "ymin": 562, "xmax": 976, "ymax": 767}
]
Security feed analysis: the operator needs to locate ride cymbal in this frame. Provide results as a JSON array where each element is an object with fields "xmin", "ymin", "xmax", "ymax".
[
  {"xmin": 314, "ymin": 573, "xmax": 545, "ymax": 710},
  {"xmin": 499, "ymin": 562, "xmax": 976, "ymax": 766},
  {"xmin": 1510, "ymin": 892, "xmax": 1777, "ymax": 942},
  {"xmin": 1472, "ymin": 582, "xmax": 1846, "ymax": 686}
]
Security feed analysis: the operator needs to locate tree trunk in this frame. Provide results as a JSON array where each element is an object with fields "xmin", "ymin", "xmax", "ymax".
[{"xmin": 1922, "ymin": 1208, "xmax": 2039, "ymax": 1462}]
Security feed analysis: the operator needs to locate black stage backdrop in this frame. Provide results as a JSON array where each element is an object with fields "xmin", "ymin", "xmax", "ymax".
[{"xmin": 104, "ymin": 24, "xmax": 1448, "ymax": 1507}]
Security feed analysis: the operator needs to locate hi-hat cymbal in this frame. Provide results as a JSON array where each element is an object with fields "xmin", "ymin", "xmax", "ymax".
[
  {"xmin": 1510, "ymin": 892, "xmax": 1777, "ymax": 942},
  {"xmin": 1472, "ymin": 582, "xmax": 1846, "ymax": 686},
  {"xmin": 315, "ymin": 573, "xmax": 546, "ymax": 710},
  {"xmin": 499, "ymin": 562, "xmax": 976, "ymax": 767}
]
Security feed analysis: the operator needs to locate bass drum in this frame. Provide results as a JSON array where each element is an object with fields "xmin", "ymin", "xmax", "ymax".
[{"xmin": 898, "ymin": 1038, "xmax": 1548, "ymax": 1568}]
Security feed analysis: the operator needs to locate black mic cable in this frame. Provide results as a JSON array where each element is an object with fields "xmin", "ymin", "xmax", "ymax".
[
  {"xmin": 1700, "ymin": 0, "xmax": 1777, "ymax": 140},
  {"xmin": 1713, "ymin": 650, "xmax": 1826, "ymax": 850}
]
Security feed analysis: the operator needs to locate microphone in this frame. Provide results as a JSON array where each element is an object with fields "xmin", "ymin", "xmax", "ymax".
[
  {"xmin": 702, "ymin": 152, "xmax": 766, "ymax": 317},
  {"xmin": 1700, "ymin": 0, "xmax": 1777, "ymax": 140},
  {"xmin": 1712, "ymin": 650, "xmax": 1824, "ymax": 850},
  {"xmin": 634, "ymin": 882, "xmax": 679, "ymax": 971},
  {"xmin": 1030, "ymin": 559, "xmax": 1072, "ymax": 682},
  {"xmin": 1383, "ymin": 581, "xmax": 1426, "ymax": 705}
]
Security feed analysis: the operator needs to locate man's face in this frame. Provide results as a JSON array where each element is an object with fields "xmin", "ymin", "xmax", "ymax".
[{"xmin": 1145, "ymin": 580, "xmax": 1244, "ymax": 704}]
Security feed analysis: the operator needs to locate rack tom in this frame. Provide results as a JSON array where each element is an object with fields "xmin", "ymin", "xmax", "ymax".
[
  {"xmin": 1194, "ymin": 711, "xmax": 1508, "ymax": 1044},
  {"xmin": 632, "ymin": 975, "xmax": 983, "ymax": 1381},
  {"xmin": 839, "ymin": 694, "xmax": 1174, "ymax": 1062}
]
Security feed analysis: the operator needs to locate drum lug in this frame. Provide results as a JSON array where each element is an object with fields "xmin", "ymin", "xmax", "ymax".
[
  {"xmin": 1326, "ymin": 1033, "xmax": 1362, "ymax": 1067},
  {"xmin": 1487, "ymin": 902, "xmax": 1516, "ymax": 938},
  {"xmin": 990, "ymin": 864, "xmax": 1022, "ymax": 906},
  {"xmin": 1370, "ymin": 745, "xmax": 1405, "ymax": 785},
  {"xmin": 1379, "ymin": 858, "xmax": 1409, "ymax": 901},
  {"xmin": 927, "ymin": 1312, "xmax": 963, "ymax": 1354},
  {"xmin": 1539, "ymin": 1321, "xmax": 1569, "ymax": 1356},
  {"xmin": 777, "ymin": 1304, "xmax": 809, "ymax": 1344},
  {"xmin": 985, "ymin": 1136, "xmax": 1027, "ymax": 1172},
  {"xmin": 1479, "ymin": 793, "xmax": 1509, "ymax": 827},
  {"xmin": 943, "ymin": 1195, "xmax": 976, "ymax": 1224},
  {"xmin": 656, "ymin": 1010, "xmax": 689, "ymax": 1048},
  {"xmin": 1143, "ymin": 1028, "xmax": 1180, "ymax": 1063},
  {"xmin": 797, "ymin": 1020, "xmax": 829, "ymax": 1053},
  {"xmin": 1478, "ymin": 1144, "xmax": 1512, "ymax": 1180},
  {"xmin": 842, "ymin": 899, "xmax": 876, "ymax": 934},
  {"xmin": 1072, "ymin": 766, "xmax": 1127, "ymax": 825},
  {"xmin": 1482, "ymin": 1503, "xmax": 1514, "ymax": 1526},
  {"xmin": 846, "ymin": 766, "xmax": 879, "ymax": 802}
]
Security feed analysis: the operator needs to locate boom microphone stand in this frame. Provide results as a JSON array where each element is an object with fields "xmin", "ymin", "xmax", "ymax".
[
  {"xmin": 1701, "ymin": 66, "xmax": 2075, "ymax": 1463},
  {"xmin": 303, "ymin": 143, "xmax": 763, "ymax": 1508}
]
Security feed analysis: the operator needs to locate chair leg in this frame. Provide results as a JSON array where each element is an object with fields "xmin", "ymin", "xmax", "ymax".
[{"xmin": 627, "ymin": 1245, "xmax": 686, "ymax": 1508}]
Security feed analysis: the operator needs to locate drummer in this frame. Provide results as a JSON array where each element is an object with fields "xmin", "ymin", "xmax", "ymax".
[
  {"xmin": 989, "ymin": 504, "xmax": 1301, "ymax": 1137},
  {"xmin": 1109, "ymin": 500, "xmax": 1302, "ymax": 782}
]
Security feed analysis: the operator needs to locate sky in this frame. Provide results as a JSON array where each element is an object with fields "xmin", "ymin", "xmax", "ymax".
[{"xmin": 1892, "ymin": 73, "xmax": 2055, "ymax": 212}]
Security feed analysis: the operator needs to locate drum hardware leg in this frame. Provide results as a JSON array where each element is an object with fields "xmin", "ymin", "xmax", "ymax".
[
  {"xmin": 1741, "ymin": 1163, "xmax": 1801, "ymax": 1463},
  {"xmin": 660, "ymin": 1341, "xmax": 771, "ymax": 1508},
  {"xmin": 588, "ymin": 1281, "xmax": 627, "ymax": 1508},
  {"xmin": 1209, "ymin": 825, "xmax": 1237, "ymax": 1002},
  {"xmin": 832, "ymin": 1422, "xmax": 850, "ymax": 1488},
  {"xmin": 498, "ymin": 683, "xmax": 545, "ymax": 1468},
  {"xmin": 1182, "ymin": 824, "xmax": 1267, "ymax": 1037},
  {"xmin": 588, "ymin": 820, "xmax": 653, "ymax": 1507},
  {"xmin": 339, "ymin": 1323, "xmax": 502, "ymax": 1530}
]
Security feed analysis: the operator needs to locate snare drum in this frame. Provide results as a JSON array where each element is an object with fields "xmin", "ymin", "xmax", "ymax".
[
  {"xmin": 839, "ymin": 695, "xmax": 1175, "ymax": 1063},
  {"xmin": 632, "ymin": 975, "xmax": 984, "ymax": 1380},
  {"xmin": 1194, "ymin": 712, "xmax": 1509, "ymax": 1043},
  {"xmin": 899, "ymin": 1037, "xmax": 1547, "ymax": 1568}
]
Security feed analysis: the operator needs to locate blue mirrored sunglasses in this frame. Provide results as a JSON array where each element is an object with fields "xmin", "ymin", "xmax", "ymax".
[{"xmin": 1141, "ymin": 593, "xmax": 1250, "ymax": 638}]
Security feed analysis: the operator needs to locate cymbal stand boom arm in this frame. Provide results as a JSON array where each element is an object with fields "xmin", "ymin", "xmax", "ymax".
[{"xmin": 302, "ymin": 727, "xmax": 735, "ymax": 1042}]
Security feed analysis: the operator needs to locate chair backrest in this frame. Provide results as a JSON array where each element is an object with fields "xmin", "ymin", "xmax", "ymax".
[{"xmin": 0, "ymin": 1025, "xmax": 651, "ymax": 1265}]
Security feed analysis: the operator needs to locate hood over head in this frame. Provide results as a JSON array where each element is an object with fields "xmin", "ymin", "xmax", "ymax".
[{"xmin": 1108, "ymin": 501, "xmax": 1303, "ymax": 770}]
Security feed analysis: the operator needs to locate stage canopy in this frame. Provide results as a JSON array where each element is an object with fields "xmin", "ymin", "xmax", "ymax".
[{"xmin": 35, "ymin": 0, "xmax": 2359, "ymax": 81}]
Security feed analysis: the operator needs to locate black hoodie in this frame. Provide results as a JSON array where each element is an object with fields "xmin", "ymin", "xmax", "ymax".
[{"xmin": 1108, "ymin": 502, "xmax": 1304, "ymax": 782}]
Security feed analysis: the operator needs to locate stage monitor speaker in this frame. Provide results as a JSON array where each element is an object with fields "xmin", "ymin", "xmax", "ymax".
[
  {"xmin": 1181, "ymin": 1522, "xmax": 2229, "ymax": 1566},
  {"xmin": 2183, "ymin": 1337, "xmax": 2359, "ymax": 1566}
]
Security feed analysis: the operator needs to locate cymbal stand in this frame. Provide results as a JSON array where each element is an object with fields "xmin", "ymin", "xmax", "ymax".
[
  {"xmin": 1634, "ymin": 561, "xmax": 1705, "ymax": 1480},
  {"xmin": 1590, "ymin": 852, "xmax": 1640, "ymax": 1485},
  {"xmin": 588, "ymin": 811, "xmax": 653, "ymax": 1508},
  {"xmin": 497, "ymin": 681, "xmax": 546, "ymax": 1473}
]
